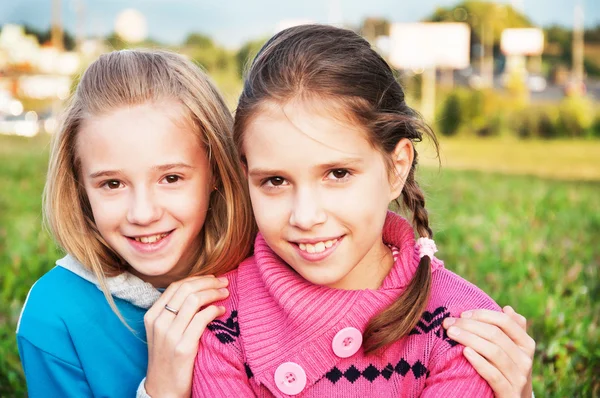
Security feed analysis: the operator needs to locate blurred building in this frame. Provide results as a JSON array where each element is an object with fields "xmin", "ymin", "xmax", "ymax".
[{"xmin": 0, "ymin": 24, "xmax": 91, "ymax": 136}]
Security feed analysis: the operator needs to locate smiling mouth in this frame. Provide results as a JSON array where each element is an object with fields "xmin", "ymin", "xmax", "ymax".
[
  {"xmin": 293, "ymin": 236, "xmax": 343, "ymax": 254},
  {"xmin": 128, "ymin": 231, "xmax": 172, "ymax": 244}
]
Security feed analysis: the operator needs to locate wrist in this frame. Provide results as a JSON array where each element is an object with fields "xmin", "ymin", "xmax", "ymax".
[{"xmin": 144, "ymin": 378, "xmax": 188, "ymax": 398}]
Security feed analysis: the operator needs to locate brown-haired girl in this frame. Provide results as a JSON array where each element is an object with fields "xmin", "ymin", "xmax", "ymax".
[
  {"xmin": 16, "ymin": 49, "xmax": 255, "ymax": 397},
  {"xmin": 192, "ymin": 24, "xmax": 534, "ymax": 397}
]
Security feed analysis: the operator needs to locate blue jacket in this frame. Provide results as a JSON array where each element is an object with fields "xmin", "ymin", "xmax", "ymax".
[{"xmin": 17, "ymin": 265, "xmax": 150, "ymax": 397}]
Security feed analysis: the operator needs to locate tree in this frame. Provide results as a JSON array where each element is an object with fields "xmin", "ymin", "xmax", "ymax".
[
  {"xmin": 235, "ymin": 37, "xmax": 267, "ymax": 77},
  {"xmin": 105, "ymin": 32, "xmax": 162, "ymax": 51},
  {"xmin": 360, "ymin": 17, "xmax": 390, "ymax": 42},
  {"xmin": 181, "ymin": 33, "xmax": 236, "ymax": 74},
  {"xmin": 23, "ymin": 25, "xmax": 76, "ymax": 50},
  {"xmin": 184, "ymin": 33, "xmax": 214, "ymax": 49},
  {"xmin": 426, "ymin": 1, "xmax": 531, "ymax": 48}
]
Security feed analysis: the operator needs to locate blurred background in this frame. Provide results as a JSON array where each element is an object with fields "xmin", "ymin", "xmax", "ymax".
[{"xmin": 0, "ymin": 0, "xmax": 598, "ymax": 396}]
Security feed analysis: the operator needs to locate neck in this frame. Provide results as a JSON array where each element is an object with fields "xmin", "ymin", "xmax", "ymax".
[{"xmin": 327, "ymin": 238, "xmax": 394, "ymax": 290}]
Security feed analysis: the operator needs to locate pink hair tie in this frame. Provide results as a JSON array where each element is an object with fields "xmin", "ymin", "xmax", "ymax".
[{"xmin": 416, "ymin": 237, "xmax": 437, "ymax": 259}]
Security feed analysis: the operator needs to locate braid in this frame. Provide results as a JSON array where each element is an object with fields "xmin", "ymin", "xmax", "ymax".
[
  {"xmin": 401, "ymin": 164, "xmax": 433, "ymax": 239},
  {"xmin": 363, "ymin": 157, "xmax": 433, "ymax": 354}
]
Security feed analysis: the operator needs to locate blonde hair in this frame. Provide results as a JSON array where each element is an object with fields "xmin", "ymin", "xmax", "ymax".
[{"xmin": 44, "ymin": 49, "xmax": 255, "ymax": 307}]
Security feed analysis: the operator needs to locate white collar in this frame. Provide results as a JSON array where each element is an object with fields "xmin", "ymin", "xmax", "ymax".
[{"xmin": 57, "ymin": 254, "xmax": 161, "ymax": 309}]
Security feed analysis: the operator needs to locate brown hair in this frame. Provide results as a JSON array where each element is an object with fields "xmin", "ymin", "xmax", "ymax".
[
  {"xmin": 44, "ymin": 49, "xmax": 255, "ymax": 315},
  {"xmin": 234, "ymin": 25, "xmax": 439, "ymax": 354}
]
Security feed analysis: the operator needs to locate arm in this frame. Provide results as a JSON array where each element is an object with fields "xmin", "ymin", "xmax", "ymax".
[
  {"xmin": 18, "ymin": 336, "xmax": 92, "ymax": 398},
  {"xmin": 143, "ymin": 275, "xmax": 230, "ymax": 398},
  {"xmin": 191, "ymin": 312, "xmax": 255, "ymax": 398},
  {"xmin": 442, "ymin": 306, "xmax": 535, "ymax": 398}
]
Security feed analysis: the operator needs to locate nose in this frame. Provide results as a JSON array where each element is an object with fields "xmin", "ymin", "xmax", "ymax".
[
  {"xmin": 289, "ymin": 187, "xmax": 327, "ymax": 230},
  {"xmin": 126, "ymin": 187, "xmax": 162, "ymax": 226}
]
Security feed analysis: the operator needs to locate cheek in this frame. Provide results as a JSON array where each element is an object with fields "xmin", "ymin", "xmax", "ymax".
[
  {"xmin": 86, "ymin": 193, "xmax": 124, "ymax": 232},
  {"xmin": 329, "ymin": 174, "xmax": 390, "ymax": 217},
  {"xmin": 249, "ymin": 188, "xmax": 287, "ymax": 234},
  {"xmin": 172, "ymin": 185, "xmax": 211, "ymax": 221}
]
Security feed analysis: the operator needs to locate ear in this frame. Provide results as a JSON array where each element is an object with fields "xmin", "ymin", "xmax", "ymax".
[{"xmin": 389, "ymin": 138, "xmax": 414, "ymax": 200}]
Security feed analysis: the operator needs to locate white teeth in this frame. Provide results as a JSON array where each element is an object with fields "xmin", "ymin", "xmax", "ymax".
[
  {"xmin": 297, "ymin": 239, "xmax": 338, "ymax": 253},
  {"xmin": 134, "ymin": 233, "xmax": 168, "ymax": 244}
]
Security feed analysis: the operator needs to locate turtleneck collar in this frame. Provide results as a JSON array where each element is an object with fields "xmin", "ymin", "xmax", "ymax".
[{"xmin": 235, "ymin": 211, "xmax": 444, "ymax": 391}]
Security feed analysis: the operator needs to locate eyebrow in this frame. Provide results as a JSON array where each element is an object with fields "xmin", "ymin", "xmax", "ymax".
[
  {"xmin": 247, "ymin": 157, "xmax": 364, "ymax": 179},
  {"xmin": 318, "ymin": 157, "xmax": 364, "ymax": 171},
  {"xmin": 88, "ymin": 163, "xmax": 195, "ymax": 179}
]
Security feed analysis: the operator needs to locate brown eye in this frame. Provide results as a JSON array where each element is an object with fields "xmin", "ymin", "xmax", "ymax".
[
  {"xmin": 106, "ymin": 180, "xmax": 121, "ymax": 189},
  {"xmin": 165, "ymin": 175, "xmax": 180, "ymax": 183},
  {"xmin": 268, "ymin": 177, "xmax": 285, "ymax": 186},
  {"xmin": 331, "ymin": 169, "xmax": 348, "ymax": 179}
]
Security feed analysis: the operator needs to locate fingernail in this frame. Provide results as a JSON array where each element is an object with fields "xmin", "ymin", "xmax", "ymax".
[
  {"xmin": 218, "ymin": 277, "xmax": 229, "ymax": 284},
  {"xmin": 218, "ymin": 306, "xmax": 226, "ymax": 312},
  {"xmin": 463, "ymin": 347, "xmax": 474, "ymax": 357},
  {"xmin": 219, "ymin": 288, "xmax": 229, "ymax": 295},
  {"xmin": 443, "ymin": 317, "xmax": 455, "ymax": 327},
  {"xmin": 461, "ymin": 311, "xmax": 472, "ymax": 318},
  {"xmin": 504, "ymin": 305, "xmax": 514, "ymax": 313},
  {"xmin": 448, "ymin": 326, "xmax": 460, "ymax": 336}
]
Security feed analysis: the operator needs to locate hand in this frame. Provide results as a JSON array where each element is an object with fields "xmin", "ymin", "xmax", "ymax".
[
  {"xmin": 144, "ymin": 275, "xmax": 229, "ymax": 398},
  {"xmin": 442, "ymin": 306, "xmax": 535, "ymax": 398}
]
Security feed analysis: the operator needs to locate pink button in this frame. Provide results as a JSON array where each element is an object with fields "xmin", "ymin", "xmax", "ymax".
[
  {"xmin": 274, "ymin": 362, "xmax": 307, "ymax": 395},
  {"xmin": 332, "ymin": 327, "xmax": 363, "ymax": 358}
]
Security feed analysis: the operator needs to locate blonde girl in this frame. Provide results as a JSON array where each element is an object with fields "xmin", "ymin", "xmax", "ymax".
[{"xmin": 16, "ymin": 49, "xmax": 254, "ymax": 397}]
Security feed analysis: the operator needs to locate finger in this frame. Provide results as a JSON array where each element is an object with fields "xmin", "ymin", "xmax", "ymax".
[
  {"xmin": 446, "ymin": 325, "xmax": 522, "ymax": 383},
  {"xmin": 445, "ymin": 318, "xmax": 532, "ymax": 374},
  {"xmin": 160, "ymin": 276, "xmax": 228, "ymax": 318},
  {"xmin": 457, "ymin": 309, "xmax": 535, "ymax": 356},
  {"xmin": 462, "ymin": 347, "xmax": 514, "ymax": 398},
  {"xmin": 145, "ymin": 276, "xmax": 210, "ymax": 344},
  {"xmin": 152, "ymin": 285, "xmax": 229, "ymax": 349},
  {"xmin": 145, "ymin": 275, "xmax": 227, "ymax": 343},
  {"xmin": 178, "ymin": 305, "xmax": 227, "ymax": 357},
  {"xmin": 146, "ymin": 276, "xmax": 216, "ymax": 322},
  {"xmin": 167, "ymin": 288, "xmax": 230, "ymax": 338},
  {"xmin": 503, "ymin": 305, "xmax": 527, "ymax": 330}
]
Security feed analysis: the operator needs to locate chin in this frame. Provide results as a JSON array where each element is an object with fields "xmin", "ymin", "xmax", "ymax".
[
  {"xmin": 131, "ymin": 260, "xmax": 176, "ymax": 277},
  {"xmin": 298, "ymin": 270, "xmax": 346, "ymax": 288}
]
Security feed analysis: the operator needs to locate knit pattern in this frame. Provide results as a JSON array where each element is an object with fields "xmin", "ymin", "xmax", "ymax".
[{"xmin": 193, "ymin": 212, "xmax": 500, "ymax": 397}]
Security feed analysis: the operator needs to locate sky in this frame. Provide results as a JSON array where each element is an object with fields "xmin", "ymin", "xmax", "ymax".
[{"xmin": 1, "ymin": 0, "xmax": 599, "ymax": 49}]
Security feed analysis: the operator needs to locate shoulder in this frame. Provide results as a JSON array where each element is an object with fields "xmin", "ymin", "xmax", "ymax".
[
  {"xmin": 16, "ymin": 265, "xmax": 102, "ymax": 364},
  {"xmin": 428, "ymin": 267, "xmax": 501, "ymax": 316},
  {"xmin": 17, "ymin": 265, "xmax": 144, "ymax": 358},
  {"xmin": 17, "ymin": 266, "xmax": 150, "ymax": 396},
  {"xmin": 202, "ymin": 256, "xmax": 259, "ymax": 352},
  {"xmin": 204, "ymin": 264, "xmax": 244, "ymax": 348},
  {"xmin": 17, "ymin": 265, "xmax": 101, "ymax": 332},
  {"xmin": 408, "ymin": 267, "xmax": 501, "ymax": 365}
]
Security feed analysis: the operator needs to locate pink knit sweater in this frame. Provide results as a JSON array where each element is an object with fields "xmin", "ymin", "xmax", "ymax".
[{"xmin": 193, "ymin": 212, "xmax": 500, "ymax": 397}]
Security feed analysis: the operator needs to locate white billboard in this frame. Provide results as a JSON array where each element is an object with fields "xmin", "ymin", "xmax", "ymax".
[
  {"xmin": 389, "ymin": 23, "xmax": 470, "ymax": 69},
  {"xmin": 501, "ymin": 28, "xmax": 544, "ymax": 55}
]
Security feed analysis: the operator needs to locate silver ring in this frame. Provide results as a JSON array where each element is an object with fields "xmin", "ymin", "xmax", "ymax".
[{"xmin": 164, "ymin": 304, "xmax": 179, "ymax": 315}]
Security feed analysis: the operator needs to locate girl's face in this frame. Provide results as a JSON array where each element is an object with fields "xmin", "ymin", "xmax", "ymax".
[
  {"xmin": 243, "ymin": 99, "xmax": 412, "ymax": 290},
  {"xmin": 78, "ymin": 100, "xmax": 212, "ymax": 287}
]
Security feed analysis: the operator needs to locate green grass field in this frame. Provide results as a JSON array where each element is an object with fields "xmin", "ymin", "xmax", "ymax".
[{"xmin": 0, "ymin": 134, "xmax": 598, "ymax": 396}]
